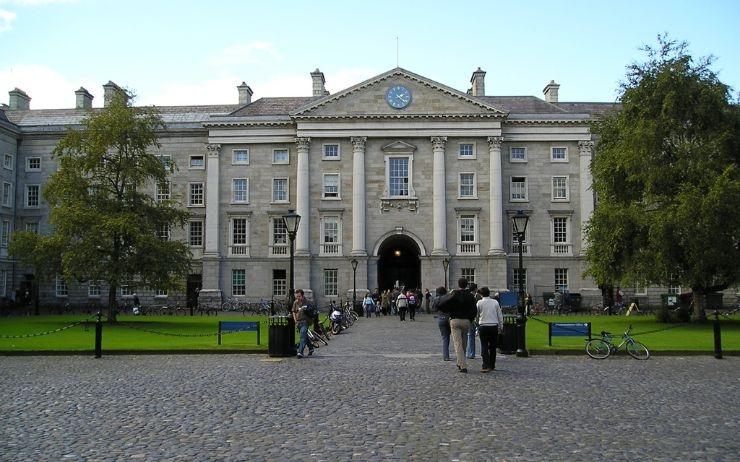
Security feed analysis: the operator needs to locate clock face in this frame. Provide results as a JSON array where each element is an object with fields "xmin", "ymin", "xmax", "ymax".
[{"xmin": 386, "ymin": 85, "xmax": 412, "ymax": 109}]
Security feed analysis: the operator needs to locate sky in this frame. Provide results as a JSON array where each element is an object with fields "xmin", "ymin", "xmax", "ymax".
[{"xmin": 0, "ymin": 0, "xmax": 738, "ymax": 109}]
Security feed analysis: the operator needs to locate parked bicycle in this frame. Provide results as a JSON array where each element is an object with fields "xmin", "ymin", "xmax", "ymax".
[{"xmin": 585, "ymin": 325, "xmax": 650, "ymax": 360}]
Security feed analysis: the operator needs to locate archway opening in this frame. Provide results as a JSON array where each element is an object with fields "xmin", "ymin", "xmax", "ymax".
[{"xmin": 377, "ymin": 235, "xmax": 421, "ymax": 291}]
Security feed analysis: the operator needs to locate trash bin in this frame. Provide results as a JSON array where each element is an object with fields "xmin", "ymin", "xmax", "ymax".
[
  {"xmin": 268, "ymin": 315, "xmax": 295, "ymax": 357},
  {"xmin": 497, "ymin": 315, "xmax": 517, "ymax": 355}
]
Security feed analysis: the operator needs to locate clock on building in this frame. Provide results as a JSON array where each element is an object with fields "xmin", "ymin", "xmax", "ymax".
[{"xmin": 386, "ymin": 85, "xmax": 412, "ymax": 109}]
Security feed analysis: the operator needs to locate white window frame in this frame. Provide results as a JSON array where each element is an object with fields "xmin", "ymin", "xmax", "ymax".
[
  {"xmin": 158, "ymin": 155, "xmax": 173, "ymax": 172},
  {"xmin": 458, "ymin": 172, "xmax": 477, "ymax": 199},
  {"xmin": 457, "ymin": 142, "xmax": 476, "ymax": 159},
  {"xmin": 551, "ymin": 146, "xmax": 568, "ymax": 162},
  {"xmin": 232, "ymin": 149, "xmax": 249, "ymax": 165},
  {"xmin": 25, "ymin": 184, "xmax": 40, "ymax": 208},
  {"xmin": 634, "ymin": 282, "xmax": 648, "ymax": 296},
  {"xmin": 154, "ymin": 288, "xmax": 168, "ymax": 298},
  {"xmin": 189, "ymin": 155, "xmax": 205, "ymax": 169},
  {"xmin": 461, "ymin": 268, "xmax": 476, "ymax": 284},
  {"xmin": 457, "ymin": 213, "xmax": 479, "ymax": 255},
  {"xmin": 320, "ymin": 216, "xmax": 342, "ymax": 256},
  {"xmin": 3, "ymin": 153, "xmax": 13, "ymax": 170},
  {"xmin": 2, "ymin": 182, "xmax": 12, "ymax": 207},
  {"xmin": 551, "ymin": 176, "xmax": 570, "ymax": 201},
  {"xmin": 120, "ymin": 281, "xmax": 132, "ymax": 297},
  {"xmin": 510, "ymin": 176, "xmax": 528, "ymax": 202},
  {"xmin": 188, "ymin": 220, "xmax": 204, "ymax": 247},
  {"xmin": 272, "ymin": 178, "xmax": 289, "ymax": 203},
  {"xmin": 188, "ymin": 182, "xmax": 204, "ymax": 207},
  {"xmin": 510, "ymin": 146, "xmax": 527, "ymax": 163},
  {"xmin": 272, "ymin": 148, "xmax": 289, "ymax": 165},
  {"xmin": 512, "ymin": 268, "xmax": 527, "ymax": 290},
  {"xmin": 55, "ymin": 275, "xmax": 68, "ymax": 297},
  {"xmin": 232, "ymin": 269, "xmax": 246, "ymax": 296},
  {"xmin": 269, "ymin": 217, "xmax": 288, "ymax": 256},
  {"xmin": 158, "ymin": 223, "xmax": 171, "ymax": 241},
  {"xmin": 155, "ymin": 181, "xmax": 171, "ymax": 203},
  {"xmin": 324, "ymin": 269, "xmax": 338, "ymax": 297},
  {"xmin": 1, "ymin": 219, "xmax": 10, "ymax": 247},
  {"xmin": 551, "ymin": 215, "xmax": 572, "ymax": 256},
  {"xmin": 555, "ymin": 268, "xmax": 569, "ymax": 292},
  {"xmin": 232, "ymin": 178, "xmax": 249, "ymax": 204},
  {"xmin": 322, "ymin": 173, "xmax": 340, "ymax": 200},
  {"xmin": 88, "ymin": 280, "xmax": 101, "ymax": 298},
  {"xmin": 229, "ymin": 216, "xmax": 250, "ymax": 257},
  {"xmin": 384, "ymin": 154, "xmax": 415, "ymax": 199},
  {"xmin": 26, "ymin": 156, "xmax": 41, "ymax": 172},
  {"xmin": 273, "ymin": 269, "xmax": 287, "ymax": 297},
  {"xmin": 668, "ymin": 285, "xmax": 682, "ymax": 295},
  {"xmin": 322, "ymin": 143, "xmax": 340, "ymax": 161},
  {"xmin": 25, "ymin": 222, "xmax": 39, "ymax": 233}
]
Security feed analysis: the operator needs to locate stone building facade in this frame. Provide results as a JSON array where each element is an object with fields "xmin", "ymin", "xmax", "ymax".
[{"xmin": 4, "ymin": 66, "xmax": 684, "ymax": 310}]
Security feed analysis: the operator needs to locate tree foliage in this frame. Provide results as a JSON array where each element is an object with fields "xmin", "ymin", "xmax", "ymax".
[
  {"xmin": 10, "ymin": 90, "xmax": 191, "ymax": 321},
  {"xmin": 586, "ymin": 35, "xmax": 740, "ymax": 316}
]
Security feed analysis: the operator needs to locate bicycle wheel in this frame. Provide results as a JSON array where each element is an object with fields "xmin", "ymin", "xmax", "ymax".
[
  {"xmin": 585, "ymin": 339, "xmax": 611, "ymax": 359},
  {"xmin": 627, "ymin": 341, "xmax": 650, "ymax": 360}
]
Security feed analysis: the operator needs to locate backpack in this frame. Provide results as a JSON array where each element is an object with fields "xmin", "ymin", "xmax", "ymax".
[
  {"xmin": 408, "ymin": 295, "xmax": 417, "ymax": 306},
  {"xmin": 397, "ymin": 295, "xmax": 407, "ymax": 308},
  {"xmin": 363, "ymin": 298, "xmax": 374, "ymax": 307},
  {"xmin": 303, "ymin": 304, "xmax": 318, "ymax": 320}
]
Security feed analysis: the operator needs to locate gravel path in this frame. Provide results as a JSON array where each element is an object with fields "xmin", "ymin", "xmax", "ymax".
[{"xmin": 1, "ymin": 313, "xmax": 738, "ymax": 461}]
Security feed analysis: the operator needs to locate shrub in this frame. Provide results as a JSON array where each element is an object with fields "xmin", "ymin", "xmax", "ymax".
[{"xmin": 656, "ymin": 306, "xmax": 671, "ymax": 323}]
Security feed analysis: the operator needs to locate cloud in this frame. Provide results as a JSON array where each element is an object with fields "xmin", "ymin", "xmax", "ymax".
[
  {"xmin": 207, "ymin": 42, "xmax": 282, "ymax": 68},
  {"xmin": 0, "ymin": 9, "xmax": 16, "ymax": 32},
  {"xmin": 0, "ymin": 0, "xmax": 78, "ymax": 6},
  {"xmin": 0, "ymin": 64, "xmax": 99, "ymax": 109}
]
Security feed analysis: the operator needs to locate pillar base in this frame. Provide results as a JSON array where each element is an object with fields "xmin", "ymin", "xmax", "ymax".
[{"xmin": 198, "ymin": 289, "xmax": 222, "ymax": 311}]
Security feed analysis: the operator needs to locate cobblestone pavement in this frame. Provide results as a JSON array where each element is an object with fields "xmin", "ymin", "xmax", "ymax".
[{"xmin": 1, "ymin": 313, "xmax": 738, "ymax": 461}]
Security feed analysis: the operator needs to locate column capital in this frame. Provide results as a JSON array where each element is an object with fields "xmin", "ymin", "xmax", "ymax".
[
  {"xmin": 430, "ymin": 136, "xmax": 447, "ymax": 149},
  {"xmin": 487, "ymin": 136, "xmax": 504, "ymax": 150},
  {"xmin": 206, "ymin": 143, "xmax": 221, "ymax": 157},
  {"xmin": 295, "ymin": 137, "xmax": 311, "ymax": 152},
  {"xmin": 578, "ymin": 140, "xmax": 595, "ymax": 155},
  {"xmin": 351, "ymin": 136, "xmax": 367, "ymax": 150}
]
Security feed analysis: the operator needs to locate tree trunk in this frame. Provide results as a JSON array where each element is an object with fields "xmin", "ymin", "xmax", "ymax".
[
  {"xmin": 691, "ymin": 290, "xmax": 707, "ymax": 321},
  {"xmin": 107, "ymin": 285, "xmax": 118, "ymax": 323}
]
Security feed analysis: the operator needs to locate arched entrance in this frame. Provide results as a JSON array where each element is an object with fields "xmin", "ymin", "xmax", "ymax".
[{"xmin": 377, "ymin": 235, "xmax": 421, "ymax": 291}]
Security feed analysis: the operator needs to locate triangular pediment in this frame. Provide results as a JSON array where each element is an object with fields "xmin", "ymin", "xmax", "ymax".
[
  {"xmin": 292, "ymin": 68, "xmax": 507, "ymax": 119},
  {"xmin": 382, "ymin": 141, "xmax": 417, "ymax": 153}
]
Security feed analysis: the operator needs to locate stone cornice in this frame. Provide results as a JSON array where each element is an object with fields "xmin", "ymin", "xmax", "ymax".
[
  {"xmin": 291, "ymin": 67, "xmax": 508, "ymax": 116},
  {"xmin": 292, "ymin": 112, "xmax": 505, "ymax": 120},
  {"xmin": 504, "ymin": 119, "xmax": 588, "ymax": 126}
]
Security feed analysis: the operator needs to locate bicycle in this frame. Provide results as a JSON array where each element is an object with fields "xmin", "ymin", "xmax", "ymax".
[{"xmin": 585, "ymin": 325, "xmax": 650, "ymax": 360}]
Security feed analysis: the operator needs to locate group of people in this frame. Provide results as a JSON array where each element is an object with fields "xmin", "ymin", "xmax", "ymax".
[
  {"xmin": 435, "ymin": 278, "xmax": 503, "ymax": 373},
  {"xmin": 361, "ymin": 287, "xmax": 432, "ymax": 321}
]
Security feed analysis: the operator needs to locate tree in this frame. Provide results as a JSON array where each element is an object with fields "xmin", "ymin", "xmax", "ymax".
[
  {"xmin": 586, "ymin": 35, "xmax": 740, "ymax": 319},
  {"xmin": 10, "ymin": 90, "xmax": 191, "ymax": 322}
]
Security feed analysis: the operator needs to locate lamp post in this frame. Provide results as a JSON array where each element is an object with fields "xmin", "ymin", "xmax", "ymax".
[
  {"xmin": 283, "ymin": 210, "xmax": 301, "ymax": 309},
  {"xmin": 512, "ymin": 210, "xmax": 530, "ymax": 358},
  {"xmin": 442, "ymin": 258, "xmax": 450, "ymax": 289},
  {"xmin": 350, "ymin": 258, "xmax": 359, "ymax": 316}
]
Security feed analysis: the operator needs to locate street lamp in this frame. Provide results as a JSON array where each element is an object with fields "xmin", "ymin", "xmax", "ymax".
[
  {"xmin": 512, "ymin": 210, "xmax": 530, "ymax": 358},
  {"xmin": 283, "ymin": 209, "xmax": 301, "ymax": 308},
  {"xmin": 442, "ymin": 258, "xmax": 450, "ymax": 289},
  {"xmin": 350, "ymin": 258, "xmax": 359, "ymax": 316}
]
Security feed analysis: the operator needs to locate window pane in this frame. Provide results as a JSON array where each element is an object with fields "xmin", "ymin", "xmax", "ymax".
[
  {"xmin": 389, "ymin": 158, "xmax": 409, "ymax": 196},
  {"xmin": 232, "ymin": 218, "xmax": 247, "ymax": 245},
  {"xmin": 324, "ymin": 269, "xmax": 338, "ymax": 296},
  {"xmin": 459, "ymin": 144, "xmax": 474, "ymax": 157},
  {"xmin": 323, "ymin": 174, "xmax": 339, "ymax": 198},
  {"xmin": 273, "ymin": 218, "xmax": 287, "ymax": 244},
  {"xmin": 233, "ymin": 179, "xmax": 248, "ymax": 202},
  {"xmin": 189, "ymin": 183, "xmax": 204, "ymax": 206},
  {"xmin": 189, "ymin": 221, "xmax": 203, "ymax": 246},
  {"xmin": 273, "ymin": 179, "xmax": 287, "ymax": 202},
  {"xmin": 273, "ymin": 149, "xmax": 288, "ymax": 163},
  {"xmin": 233, "ymin": 149, "xmax": 249, "ymax": 163},
  {"xmin": 460, "ymin": 215, "xmax": 475, "ymax": 242},
  {"xmin": 511, "ymin": 147, "xmax": 526, "ymax": 161},
  {"xmin": 190, "ymin": 156, "xmax": 204, "ymax": 167},
  {"xmin": 323, "ymin": 217, "xmax": 338, "ymax": 243},
  {"xmin": 553, "ymin": 217, "xmax": 568, "ymax": 243},
  {"xmin": 324, "ymin": 144, "xmax": 339, "ymax": 158},
  {"xmin": 232, "ymin": 269, "xmax": 246, "ymax": 296},
  {"xmin": 460, "ymin": 173, "xmax": 474, "ymax": 197},
  {"xmin": 511, "ymin": 177, "xmax": 526, "ymax": 200},
  {"xmin": 552, "ymin": 147, "xmax": 566, "ymax": 160}
]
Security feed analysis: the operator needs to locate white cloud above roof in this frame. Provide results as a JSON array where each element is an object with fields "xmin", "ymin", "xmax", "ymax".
[{"xmin": 0, "ymin": 9, "xmax": 16, "ymax": 32}]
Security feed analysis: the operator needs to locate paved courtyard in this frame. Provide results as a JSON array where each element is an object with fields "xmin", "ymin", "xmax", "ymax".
[{"xmin": 1, "ymin": 313, "xmax": 738, "ymax": 461}]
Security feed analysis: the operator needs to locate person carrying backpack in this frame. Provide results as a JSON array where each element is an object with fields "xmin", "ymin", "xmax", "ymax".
[
  {"xmin": 396, "ymin": 291, "xmax": 408, "ymax": 321},
  {"xmin": 363, "ymin": 294, "xmax": 376, "ymax": 319},
  {"xmin": 407, "ymin": 291, "xmax": 418, "ymax": 321}
]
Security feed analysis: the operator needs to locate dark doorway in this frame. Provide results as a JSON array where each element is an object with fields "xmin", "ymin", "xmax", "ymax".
[
  {"xmin": 377, "ymin": 235, "xmax": 421, "ymax": 291},
  {"xmin": 186, "ymin": 274, "xmax": 202, "ymax": 315}
]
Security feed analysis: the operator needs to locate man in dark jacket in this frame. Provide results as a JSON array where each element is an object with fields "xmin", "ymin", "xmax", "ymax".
[{"xmin": 445, "ymin": 277, "xmax": 477, "ymax": 373}]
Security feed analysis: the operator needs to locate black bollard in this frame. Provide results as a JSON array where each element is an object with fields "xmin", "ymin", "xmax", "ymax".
[
  {"xmin": 94, "ymin": 311, "xmax": 103, "ymax": 359},
  {"xmin": 713, "ymin": 310, "xmax": 722, "ymax": 360}
]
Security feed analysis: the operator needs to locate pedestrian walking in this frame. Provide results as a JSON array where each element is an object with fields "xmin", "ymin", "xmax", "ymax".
[
  {"xmin": 476, "ymin": 287, "xmax": 503, "ymax": 372},
  {"xmin": 292, "ymin": 289, "xmax": 314, "ymax": 358},
  {"xmin": 407, "ymin": 290, "xmax": 417, "ymax": 321},
  {"xmin": 437, "ymin": 278, "xmax": 477, "ymax": 373},
  {"xmin": 433, "ymin": 286, "xmax": 451, "ymax": 361},
  {"xmin": 396, "ymin": 291, "xmax": 408, "ymax": 321},
  {"xmin": 381, "ymin": 290, "xmax": 390, "ymax": 316},
  {"xmin": 363, "ymin": 293, "xmax": 376, "ymax": 318}
]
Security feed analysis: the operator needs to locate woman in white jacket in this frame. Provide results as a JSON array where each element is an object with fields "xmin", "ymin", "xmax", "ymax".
[{"xmin": 476, "ymin": 287, "xmax": 503, "ymax": 373}]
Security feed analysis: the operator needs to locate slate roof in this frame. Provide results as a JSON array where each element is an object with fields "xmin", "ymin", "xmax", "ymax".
[
  {"xmin": 476, "ymin": 96, "xmax": 569, "ymax": 114},
  {"xmin": 229, "ymin": 97, "xmax": 320, "ymax": 117},
  {"xmin": 555, "ymin": 102, "xmax": 621, "ymax": 117},
  {"xmin": 0, "ymin": 108, "xmax": 19, "ymax": 133}
]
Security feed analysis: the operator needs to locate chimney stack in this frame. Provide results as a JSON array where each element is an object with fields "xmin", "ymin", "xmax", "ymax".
[
  {"xmin": 75, "ymin": 87, "xmax": 94, "ymax": 109},
  {"xmin": 543, "ymin": 80, "xmax": 560, "ymax": 103},
  {"xmin": 103, "ymin": 81, "xmax": 126, "ymax": 107},
  {"xmin": 311, "ymin": 69, "xmax": 329, "ymax": 96},
  {"xmin": 470, "ymin": 67, "xmax": 486, "ymax": 96},
  {"xmin": 237, "ymin": 82, "xmax": 253, "ymax": 105},
  {"xmin": 8, "ymin": 88, "xmax": 31, "ymax": 110}
]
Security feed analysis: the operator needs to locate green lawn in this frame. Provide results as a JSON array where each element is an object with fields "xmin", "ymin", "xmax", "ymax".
[
  {"xmin": 0, "ymin": 313, "xmax": 737, "ymax": 353},
  {"xmin": 525, "ymin": 314, "xmax": 740, "ymax": 351}
]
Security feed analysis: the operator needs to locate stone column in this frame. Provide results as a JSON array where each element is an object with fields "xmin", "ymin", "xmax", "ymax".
[
  {"xmin": 487, "ymin": 136, "xmax": 505, "ymax": 255},
  {"xmin": 295, "ymin": 137, "xmax": 311, "ymax": 257},
  {"xmin": 431, "ymin": 136, "xmax": 448, "ymax": 255},
  {"xmin": 351, "ymin": 136, "xmax": 367, "ymax": 256},
  {"xmin": 578, "ymin": 140, "xmax": 595, "ymax": 253},
  {"xmin": 199, "ymin": 143, "xmax": 222, "ymax": 309}
]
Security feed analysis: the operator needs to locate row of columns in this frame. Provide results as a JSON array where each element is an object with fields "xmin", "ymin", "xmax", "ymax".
[{"xmin": 200, "ymin": 137, "xmax": 595, "ymax": 298}]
